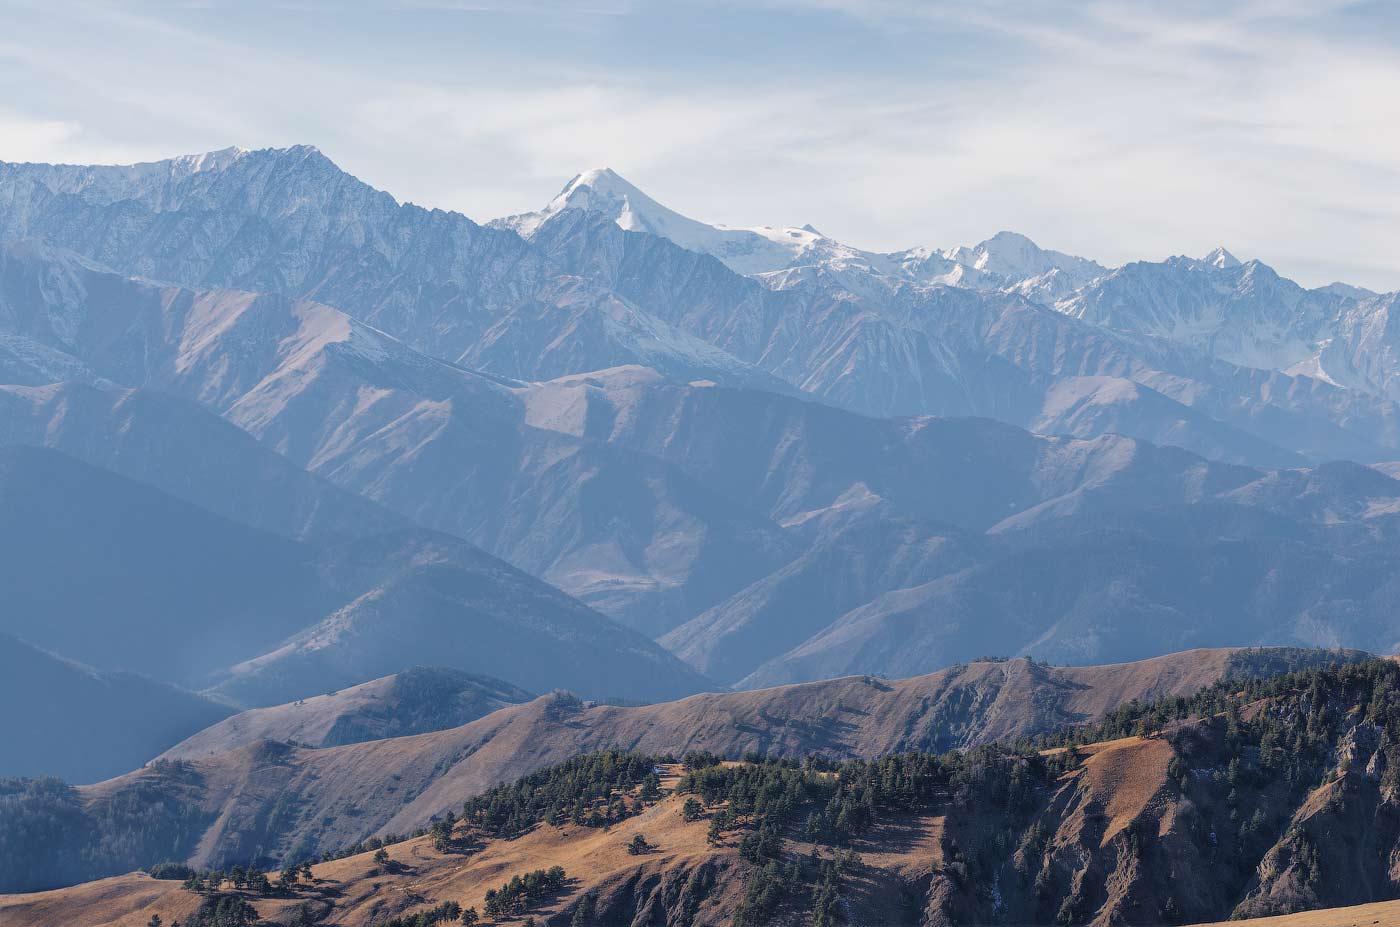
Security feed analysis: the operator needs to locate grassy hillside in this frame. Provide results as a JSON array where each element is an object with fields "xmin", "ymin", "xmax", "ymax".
[{"xmin": 8, "ymin": 653, "xmax": 1400, "ymax": 924}]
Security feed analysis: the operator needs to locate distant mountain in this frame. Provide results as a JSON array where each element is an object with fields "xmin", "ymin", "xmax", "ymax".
[
  {"xmin": 0, "ymin": 241, "xmax": 795, "ymax": 633},
  {"xmin": 206, "ymin": 529, "xmax": 713, "ymax": 707},
  {"xmin": 0, "ymin": 444, "xmax": 331, "ymax": 683},
  {"xmin": 731, "ymin": 499, "xmax": 1400, "ymax": 688},
  {"xmin": 0, "ymin": 445, "xmax": 710, "ymax": 704},
  {"xmin": 493, "ymin": 168, "xmax": 1108, "ymax": 291},
  {"xmin": 0, "ymin": 634, "xmax": 232, "ymax": 784},
  {"xmin": 5, "ymin": 234, "xmax": 1400, "ymax": 684},
  {"xmin": 6, "ymin": 148, "xmax": 1400, "ymax": 686},
  {"xmin": 519, "ymin": 369, "xmax": 1400, "ymax": 683},
  {"xmin": 4, "ymin": 148, "xmax": 1399, "ymax": 468},
  {"xmin": 0, "ymin": 380, "xmax": 407, "ymax": 545},
  {"xmin": 0, "ymin": 152, "xmax": 777, "ymax": 393},
  {"xmin": 494, "ymin": 167, "xmax": 825, "ymax": 276},
  {"xmin": 521, "ymin": 201, "xmax": 1400, "ymax": 464},
  {"xmin": 162, "ymin": 667, "xmax": 531, "ymax": 758}
]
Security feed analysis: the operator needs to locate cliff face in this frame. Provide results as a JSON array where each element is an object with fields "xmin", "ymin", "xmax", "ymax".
[{"xmin": 908, "ymin": 677, "xmax": 1400, "ymax": 925}]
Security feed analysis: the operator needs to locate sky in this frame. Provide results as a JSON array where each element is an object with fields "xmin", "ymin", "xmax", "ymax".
[{"xmin": 2, "ymin": 0, "xmax": 1399, "ymax": 289}]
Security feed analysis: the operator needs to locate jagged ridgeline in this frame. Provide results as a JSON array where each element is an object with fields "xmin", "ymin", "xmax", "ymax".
[{"xmin": 9, "ymin": 657, "xmax": 1400, "ymax": 924}]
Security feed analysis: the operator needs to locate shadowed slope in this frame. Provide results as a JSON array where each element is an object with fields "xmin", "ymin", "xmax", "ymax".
[{"xmin": 0, "ymin": 635, "xmax": 233, "ymax": 784}]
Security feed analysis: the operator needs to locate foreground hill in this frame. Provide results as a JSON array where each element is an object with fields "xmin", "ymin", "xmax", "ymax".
[
  {"xmin": 10, "ymin": 656, "xmax": 1400, "ymax": 925},
  {"xmin": 0, "ymin": 647, "xmax": 1355, "ymax": 891},
  {"xmin": 0, "ymin": 634, "xmax": 232, "ymax": 784},
  {"xmin": 20, "ymin": 797, "xmax": 1400, "ymax": 927}
]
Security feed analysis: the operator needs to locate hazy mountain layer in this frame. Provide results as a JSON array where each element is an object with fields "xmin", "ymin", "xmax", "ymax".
[
  {"xmin": 0, "ymin": 445, "xmax": 709, "ymax": 705},
  {"xmin": 6, "ymin": 238, "xmax": 1400, "ymax": 681},
  {"xmin": 164, "ymin": 667, "xmax": 532, "ymax": 758},
  {"xmin": 0, "ymin": 634, "xmax": 233, "ymax": 784},
  {"xmin": 6, "ymin": 149, "xmax": 1400, "ymax": 687},
  {"xmin": 0, "ymin": 241, "xmax": 794, "ymax": 633}
]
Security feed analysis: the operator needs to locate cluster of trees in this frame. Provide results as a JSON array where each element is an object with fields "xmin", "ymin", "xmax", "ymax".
[
  {"xmin": 671, "ymin": 746, "xmax": 1078, "ymax": 924},
  {"xmin": 483, "ymin": 866, "xmax": 567, "ymax": 918},
  {"xmin": 1032, "ymin": 654, "xmax": 1383, "ymax": 750},
  {"xmin": 732, "ymin": 851, "xmax": 854, "ymax": 927},
  {"xmin": 461, "ymin": 751, "xmax": 669, "ymax": 838},
  {"xmin": 681, "ymin": 747, "xmax": 1055, "ymax": 848},
  {"xmin": 0, "ymin": 766, "xmax": 212, "ymax": 893},
  {"xmin": 181, "ymin": 894, "xmax": 261, "ymax": 927},
  {"xmin": 177, "ymin": 861, "xmax": 312, "ymax": 897},
  {"xmin": 428, "ymin": 815, "xmax": 458, "ymax": 852},
  {"xmin": 146, "ymin": 861, "xmax": 196, "ymax": 881},
  {"xmin": 373, "ymin": 899, "xmax": 477, "ymax": 927}
]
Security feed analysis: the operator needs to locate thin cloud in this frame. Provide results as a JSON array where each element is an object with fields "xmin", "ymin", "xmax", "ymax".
[{"xmin": 0, "ymin": 1, "xmax": 1396, "ymax": 289}]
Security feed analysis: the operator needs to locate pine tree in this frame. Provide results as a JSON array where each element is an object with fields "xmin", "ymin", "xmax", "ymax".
[{"xmin": 571, "ymin": 893, "xmax": 597, "ymax": 926}]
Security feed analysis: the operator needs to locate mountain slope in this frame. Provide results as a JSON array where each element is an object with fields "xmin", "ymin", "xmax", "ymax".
[
  {"xmin": 209, "ymin": 530, "xmax": 713, "ymax": 706},
  {"xmin": 6, "ymin": 647, "xmax": 1342, "ymax": 880},
  {"xmin": 735, "ymin": 503, "xmax": 1400, "ymax": 687},
  {"xmin": 0, "ymin": 241, "xmax": 795, "ymax": 633},
  {"xmin": 519, "ymin": 370, "xmax": 1400, "ymax": 683},
  {"xmin": 0, "ymin": 380, "xmax": 407, "ymax": 545},
  {"xmin": 0, "ymin": 444, "xmax": 709, "ymax": 705},
  {"xmin": 0, "ymin": 445, "xmax": 330, "ymax": 683},
  {"xmin": 162, "ymin": 668, "xmax": 532, "ymax": 758},
  {"xmin": 7, "ymin": 655, "xmax": 1399, "ymax": 924},
  {"xmin": 0, "ymin": 634, "xmax": 233, "ymax": 784},
  {"xmin": 6, "ymin": 148, "xmax": 1400, "ymax": 468}
]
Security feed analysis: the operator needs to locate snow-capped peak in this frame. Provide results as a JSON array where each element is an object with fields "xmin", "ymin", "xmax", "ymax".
[
  {"xmin": 552, "ymin": 167, "xmax": 645, "ymax": 215},
  {"xmin": 494, "ymin": 170, "xmax": 1111, "ymax": 296},
  {"xmin": 493, "ymin": 168, "xmax": 831, "ymax": 275},
  {"xmin": 1204, "ymin": 246, "xmax": 1242, "ymax": 269},
  {"xmin": 938, "ymin": 230, "xmax": 1107, "ymax": 291}
]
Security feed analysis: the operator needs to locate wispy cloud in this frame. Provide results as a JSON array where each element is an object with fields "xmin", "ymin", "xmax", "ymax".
[{"xmin": 0, "ymin": 0, "xmax": 1396, "ymax": 288}]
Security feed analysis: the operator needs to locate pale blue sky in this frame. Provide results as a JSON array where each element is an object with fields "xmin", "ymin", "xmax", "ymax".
[{"xmin": 3, "ymin": 0, "xmax": 1399, "ymax": 289}]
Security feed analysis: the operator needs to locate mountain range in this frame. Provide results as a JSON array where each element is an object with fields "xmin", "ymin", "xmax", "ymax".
[
  {"xmin": 1, "ymin": 146, "xmax": 1400, "ymax": 703},
  {"xmin": 2, "ymin": 143, "xmax": 1400, "ymax": 927}
]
